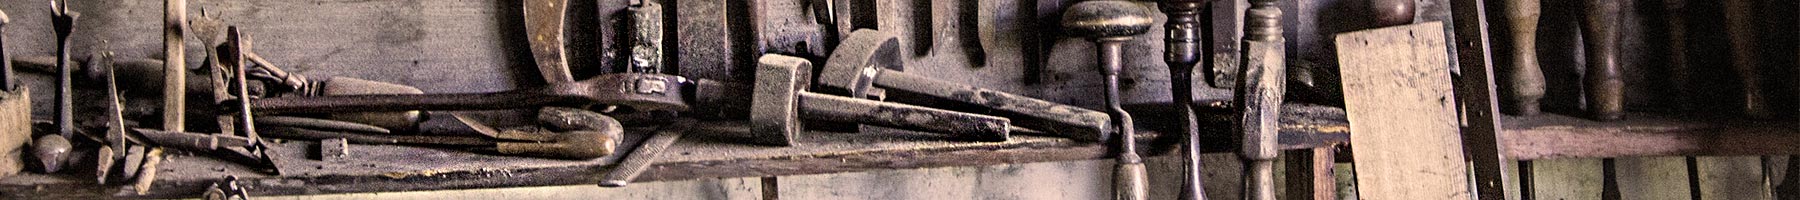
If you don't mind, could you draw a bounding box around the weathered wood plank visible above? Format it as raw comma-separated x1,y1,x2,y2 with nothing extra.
1697,156,1770,200
1614,157,1690,200
1502,113,1800,160
1528,159,1603,200
1336,22,1470,200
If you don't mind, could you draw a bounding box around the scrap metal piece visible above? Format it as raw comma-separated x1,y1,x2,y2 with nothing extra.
599,119,695,187
820,30,1112,142
1063,1,1154,200
525,0,575,84
200,175,247,200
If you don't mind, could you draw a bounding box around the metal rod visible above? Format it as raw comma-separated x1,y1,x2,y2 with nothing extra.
52,0,78,140
1160,1,1210,199
796,92,1010,141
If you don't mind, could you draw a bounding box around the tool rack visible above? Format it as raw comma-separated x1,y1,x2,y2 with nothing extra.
3,0,1790,199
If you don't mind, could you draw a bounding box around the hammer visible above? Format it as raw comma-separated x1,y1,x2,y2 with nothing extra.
818,30,1112,142
743,54,1013,146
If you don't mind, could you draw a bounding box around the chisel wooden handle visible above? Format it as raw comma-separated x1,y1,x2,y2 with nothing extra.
1500,0,1544,115
1724,0,1770,118
1581,0,1623,121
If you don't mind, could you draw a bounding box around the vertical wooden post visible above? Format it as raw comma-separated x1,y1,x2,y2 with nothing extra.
1284,147,1337,200
1448,0,1512,198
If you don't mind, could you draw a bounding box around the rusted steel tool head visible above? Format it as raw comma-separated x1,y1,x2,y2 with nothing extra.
819,30,1111,142
30,135,69,173
748,55,1012,146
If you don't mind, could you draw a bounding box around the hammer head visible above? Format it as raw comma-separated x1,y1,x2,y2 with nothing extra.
818,30,901,98
749,55,815,146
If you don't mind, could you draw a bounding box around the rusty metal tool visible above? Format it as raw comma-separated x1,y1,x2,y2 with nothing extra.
99,52,127,183
1238,0,1287,199
1063,1,1153,200
744,55,1011,146
626,0,663,74
250,73,689,114
1582,0,1623,121
1498,0,1544,115
202,26,282,175
1160,0,1210,199
34,0,80,173
256,110,624,159
525,0,575,84
1724,0,1768,118
599,118,695,187
819,30,1111,142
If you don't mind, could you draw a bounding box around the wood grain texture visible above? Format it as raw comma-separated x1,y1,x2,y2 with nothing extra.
1697,156,1771,200
1336,22,1469,200
1614,157,1691,200
1528,159,1603,200
1502,113,1800,160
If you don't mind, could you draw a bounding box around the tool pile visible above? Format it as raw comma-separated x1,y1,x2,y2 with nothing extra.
0,0,1302,198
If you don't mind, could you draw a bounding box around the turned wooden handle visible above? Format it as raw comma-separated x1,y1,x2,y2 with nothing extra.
1500,0,1544,115
1582,0,1624,121
1724,0,1770,118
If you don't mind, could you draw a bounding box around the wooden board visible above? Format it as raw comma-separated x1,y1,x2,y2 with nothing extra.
1614,157,1691,200
1527,159,1604,200
1697,156,1771,200
1335,22,1471,200
1501,113,1800,160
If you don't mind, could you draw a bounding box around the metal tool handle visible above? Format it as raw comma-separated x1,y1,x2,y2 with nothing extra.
600,119,695,187
797,92,1010,141
250,91,571,113
871,70,1110,141
1723,0,1768,118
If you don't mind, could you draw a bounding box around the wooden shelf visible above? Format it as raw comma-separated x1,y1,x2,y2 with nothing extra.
0,104,1347,199
1501,112,1800,160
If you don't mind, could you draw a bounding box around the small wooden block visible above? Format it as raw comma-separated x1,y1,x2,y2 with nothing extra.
0,89,26,178
1335,22,1472,200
